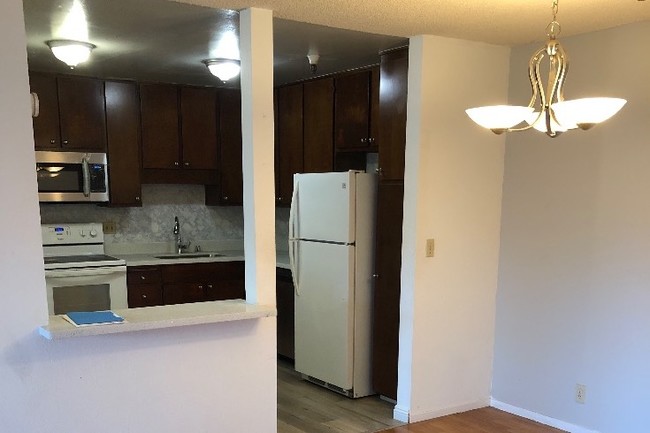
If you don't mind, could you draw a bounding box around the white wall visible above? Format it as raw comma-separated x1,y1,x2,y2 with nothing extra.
395,35,509,422
0,3,277,432
493,21,650,433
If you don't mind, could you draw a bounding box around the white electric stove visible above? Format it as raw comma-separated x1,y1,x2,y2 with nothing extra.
42,223,128,315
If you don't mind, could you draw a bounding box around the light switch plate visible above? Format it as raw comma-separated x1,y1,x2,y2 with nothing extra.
426,239,434,257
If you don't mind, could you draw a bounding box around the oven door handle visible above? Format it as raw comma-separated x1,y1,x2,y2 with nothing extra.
45,266,126,278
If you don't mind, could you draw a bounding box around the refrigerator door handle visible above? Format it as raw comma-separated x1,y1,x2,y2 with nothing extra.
289,180,299,240
290,240,300,296
289,180,300,295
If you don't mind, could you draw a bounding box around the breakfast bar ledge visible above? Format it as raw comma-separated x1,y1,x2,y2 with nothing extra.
39,300,277,340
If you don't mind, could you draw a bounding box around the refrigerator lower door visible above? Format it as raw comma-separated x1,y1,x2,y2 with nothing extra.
294,240,355,391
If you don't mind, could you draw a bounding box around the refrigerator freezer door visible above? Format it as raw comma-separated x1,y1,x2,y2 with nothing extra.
294,240,355,390
292,171,355,244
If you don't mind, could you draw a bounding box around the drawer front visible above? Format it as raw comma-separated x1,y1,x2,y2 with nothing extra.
162,261,244,283
127,266,162,285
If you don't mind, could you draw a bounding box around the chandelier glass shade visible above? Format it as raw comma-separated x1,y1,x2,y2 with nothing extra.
202,58,241,82
46,40,95,68
465,0,626,138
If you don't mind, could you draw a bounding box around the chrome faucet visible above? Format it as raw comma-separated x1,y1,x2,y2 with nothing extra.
173,216,191,254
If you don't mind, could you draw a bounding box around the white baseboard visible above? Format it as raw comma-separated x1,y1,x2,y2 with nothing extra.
490,398,600,433
394,398,490,423
393,405,409,423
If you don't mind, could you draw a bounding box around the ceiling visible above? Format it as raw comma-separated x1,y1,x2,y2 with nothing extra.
22,0,650,87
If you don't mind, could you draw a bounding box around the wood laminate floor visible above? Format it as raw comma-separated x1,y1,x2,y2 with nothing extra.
376,407,566,433
277,359,566,433
277,358,404,433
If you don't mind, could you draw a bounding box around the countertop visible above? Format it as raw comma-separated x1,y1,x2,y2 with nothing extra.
114,249,291,270
39,300,276,340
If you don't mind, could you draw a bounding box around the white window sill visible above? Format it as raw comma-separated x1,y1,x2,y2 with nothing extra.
38,300,276,340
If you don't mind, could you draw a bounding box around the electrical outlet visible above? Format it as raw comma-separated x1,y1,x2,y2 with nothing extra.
103,221,117,234
575,383,586,404
425,239,435,257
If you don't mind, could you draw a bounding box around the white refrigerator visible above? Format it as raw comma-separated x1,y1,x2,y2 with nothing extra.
289,170,377,398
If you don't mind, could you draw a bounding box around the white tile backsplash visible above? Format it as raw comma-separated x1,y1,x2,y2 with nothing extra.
39,184,291,251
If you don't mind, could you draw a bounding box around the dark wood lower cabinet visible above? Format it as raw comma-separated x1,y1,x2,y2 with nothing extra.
372,181,404,400
276,268,295,359
127,261,245,308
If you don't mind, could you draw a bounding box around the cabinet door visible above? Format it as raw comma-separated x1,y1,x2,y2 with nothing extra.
180,86,218,170
128,284,163,308
378,48,408,181
219,88,243,204
334,71,371,150
276,84,304,206
140,83,180,169
205,280,245,301
57,76,107,151
105,81,142,206
303,78,334,173
29,72,61,150
276,268,295,359
372,181,404,400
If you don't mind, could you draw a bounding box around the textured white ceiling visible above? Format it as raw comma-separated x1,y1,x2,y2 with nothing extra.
179,0,650,46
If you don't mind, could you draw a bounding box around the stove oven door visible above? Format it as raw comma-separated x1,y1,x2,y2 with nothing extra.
44,266,128,315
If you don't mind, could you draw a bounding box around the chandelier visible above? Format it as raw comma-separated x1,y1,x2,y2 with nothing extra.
465,0,626,138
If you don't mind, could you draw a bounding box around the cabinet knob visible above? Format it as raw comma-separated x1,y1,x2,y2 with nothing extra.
276,197,282,202
62,140,69,145
140,275,146,280
223,196,228,201
142,294,147,299
198,285,204,289
361,138,367,143
50,139,56,144
376,167,384,176
184,162,190,167
208,284,213,289
174,161,180,167
368,137,375,143
135,196,140,202
372,274,379,279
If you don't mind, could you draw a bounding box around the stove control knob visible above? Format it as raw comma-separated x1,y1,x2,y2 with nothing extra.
79,230,86,237
89,229,98,238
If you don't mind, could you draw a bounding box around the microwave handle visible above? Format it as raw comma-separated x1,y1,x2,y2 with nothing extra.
81,156,91,197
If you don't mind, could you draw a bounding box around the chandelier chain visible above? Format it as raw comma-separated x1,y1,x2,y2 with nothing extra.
546,0,561,39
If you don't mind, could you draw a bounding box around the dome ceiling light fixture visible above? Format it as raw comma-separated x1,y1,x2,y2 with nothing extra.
465,0,626,138
202,58,241,82
46,39,96,68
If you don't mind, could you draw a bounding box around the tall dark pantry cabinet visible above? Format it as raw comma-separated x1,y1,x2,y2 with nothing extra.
372,46,408,401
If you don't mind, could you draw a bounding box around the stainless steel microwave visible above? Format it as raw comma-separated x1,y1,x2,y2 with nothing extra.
36,151,109,202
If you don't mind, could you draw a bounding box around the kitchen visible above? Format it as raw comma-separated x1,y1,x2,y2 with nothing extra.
7,0,646,432
25,0,407,431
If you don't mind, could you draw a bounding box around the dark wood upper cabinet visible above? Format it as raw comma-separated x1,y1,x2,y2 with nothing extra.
218,88,242,204
57,76,107,151
372,181,405,400
303,78,334,173
105,80,142,207
378,48,408,181
180,86,218,170
276,83,304,206
140,83,180,170
334,68,378,152
29,73,60,150
29,73,106,151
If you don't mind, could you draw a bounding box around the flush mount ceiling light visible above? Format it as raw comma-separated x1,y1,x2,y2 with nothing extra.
202,58,241,82
466,0,626,138
46,39,96,68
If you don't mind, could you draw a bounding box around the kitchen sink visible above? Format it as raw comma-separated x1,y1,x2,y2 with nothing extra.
154,252,223,259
